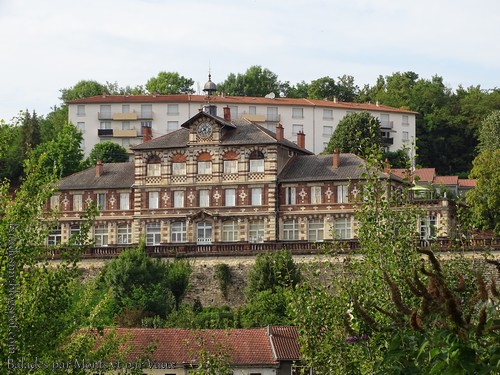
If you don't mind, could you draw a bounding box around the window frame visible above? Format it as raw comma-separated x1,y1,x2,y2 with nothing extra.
117,223,132,244
146,222,161,246
171,221,187,243
173,191,185,208
222,220,238,242
282,219,299,241
148,191,159,209
225,188,236,207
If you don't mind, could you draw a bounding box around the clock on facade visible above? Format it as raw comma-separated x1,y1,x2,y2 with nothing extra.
197,122,212,138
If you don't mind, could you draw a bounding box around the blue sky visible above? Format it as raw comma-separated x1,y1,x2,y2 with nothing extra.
1,0,499,122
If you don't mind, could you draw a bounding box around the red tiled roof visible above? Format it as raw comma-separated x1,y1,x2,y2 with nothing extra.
269,326,300,361
66,94,417,114
390,168,411,180
458,179,476,187
433,175,459,185
112,327,280,366
413,168,436,183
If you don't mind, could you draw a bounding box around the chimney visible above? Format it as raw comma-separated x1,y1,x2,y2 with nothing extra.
333,149,340,168
96,160,103,177
142,123,152,142
223,106,231,122
296,130,305,148
333,96,338,103
276,123,284,140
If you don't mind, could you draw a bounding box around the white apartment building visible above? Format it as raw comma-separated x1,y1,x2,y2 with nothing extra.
67,93,416,157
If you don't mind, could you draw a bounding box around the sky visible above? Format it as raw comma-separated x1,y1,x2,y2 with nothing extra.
1,0,499,122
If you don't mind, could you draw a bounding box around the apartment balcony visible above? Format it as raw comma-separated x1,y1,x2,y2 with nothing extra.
112,112,138,120
380,121,394,129
113,129,138,137
98,112,113,120
382,137,394,145
97,129,113,137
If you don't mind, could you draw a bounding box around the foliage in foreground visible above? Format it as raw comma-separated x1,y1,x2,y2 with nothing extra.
289,154,500,374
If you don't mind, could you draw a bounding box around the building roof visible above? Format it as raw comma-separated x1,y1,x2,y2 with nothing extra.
433,175,459,185
132,112,312,154
458,179,476,188
67,94,418,114
278,153,389,182
110,326,300,366
58,162,134,190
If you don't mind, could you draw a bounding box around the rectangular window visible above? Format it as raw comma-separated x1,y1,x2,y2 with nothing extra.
172,162,186,175
199,190,210,207
120,193,130,210
97,193,107,210
100,121,111,129
173,191,185,208
77,105,85,116
292,107,304,119
228,105,238,118
69,225,81,245
198,161,212,175
249,220,264,243
420,215,437,240
167,104,179,115
146,222,161,246
380,113,390,128
224,160,238,174
73,194,83,211
47,226,62,246
292,124,304,135
402,115,409,126
267,107,279,121
283,220,299,240
49,195,60,209
337,185,349,203
149,191,159,209
147,163,161,176
122,121,130,130
311,186,322,204
251,188,262,206
308,219,324,242
334,217,351,239
285,187,296,205
402,131,409,142
171,221,187,243
323,126,333,138
249,106,257,115
225,189,236,207
121,138,130,148
122,104,130,113
323,109,333,120
117,224,131,244
167,121,178,133
249,159,264,173
100,105,111,118
141,104,152,118
94,225,108,246
222,221,238,242
77,122,85,134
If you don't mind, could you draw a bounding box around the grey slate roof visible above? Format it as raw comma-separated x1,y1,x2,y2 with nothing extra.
132,112,312,154
278,154,389,182
58,162,134,190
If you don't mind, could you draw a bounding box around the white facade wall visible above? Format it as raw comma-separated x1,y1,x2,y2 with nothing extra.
69,98,416,158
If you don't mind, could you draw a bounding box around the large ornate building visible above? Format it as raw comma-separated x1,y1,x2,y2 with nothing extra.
48,102,454,252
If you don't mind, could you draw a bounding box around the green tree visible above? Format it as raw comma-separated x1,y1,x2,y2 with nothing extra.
308,76,338,100
20,109,41,158
32,122,84,177
289,155,499,374
39,105,69,143
60,80,108,102
165,259,192,310
0,120,23,182
383,149,410,169
466,149,500,235
324,112,382,157
0,154,120,373
85,141,129,166
238,287,292,328
102,245,175,320
218,65,284,97
336,74,359,102
245,249,301,299
145,71,194,94
283,80,310,98
477,110,500,152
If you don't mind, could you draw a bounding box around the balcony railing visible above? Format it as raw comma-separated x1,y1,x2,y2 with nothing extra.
97,129,113,137
44,237,500,260
382,137,394,145
380,121,394,129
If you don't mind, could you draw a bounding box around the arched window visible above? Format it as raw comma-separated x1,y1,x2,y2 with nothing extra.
197,152,212,175
223,151,238,174
172,154,186,176
249,150,264,173
146,155,161,176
